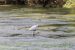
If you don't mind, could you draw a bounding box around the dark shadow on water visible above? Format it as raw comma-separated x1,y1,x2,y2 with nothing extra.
48,34,75,39
39,24,75,27
4,34,22,37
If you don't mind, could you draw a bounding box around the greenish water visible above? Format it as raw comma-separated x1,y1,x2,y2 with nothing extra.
0,5,75,50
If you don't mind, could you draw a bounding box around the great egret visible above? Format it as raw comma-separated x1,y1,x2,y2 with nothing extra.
29,24,39,36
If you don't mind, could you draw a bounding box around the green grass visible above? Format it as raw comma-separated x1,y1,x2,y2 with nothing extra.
64,0,75,8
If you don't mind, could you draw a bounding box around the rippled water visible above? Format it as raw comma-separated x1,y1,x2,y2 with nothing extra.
0,5,75,50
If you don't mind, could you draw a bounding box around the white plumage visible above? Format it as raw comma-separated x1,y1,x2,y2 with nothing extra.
29,24,38,31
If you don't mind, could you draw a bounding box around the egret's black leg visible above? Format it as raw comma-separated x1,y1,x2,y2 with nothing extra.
33,30,36,37
33,33,35,37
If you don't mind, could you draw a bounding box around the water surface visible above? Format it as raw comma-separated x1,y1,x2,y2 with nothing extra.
0,5,75,50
